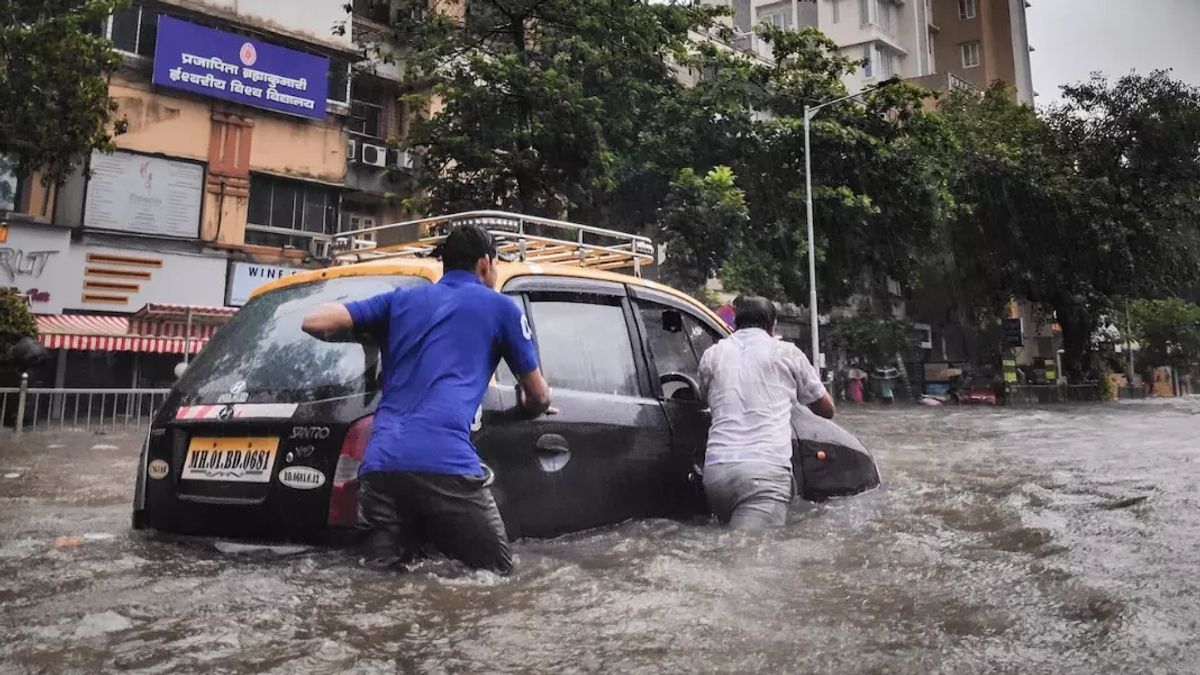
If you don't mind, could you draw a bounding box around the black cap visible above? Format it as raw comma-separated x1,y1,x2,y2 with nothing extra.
434,224,498,271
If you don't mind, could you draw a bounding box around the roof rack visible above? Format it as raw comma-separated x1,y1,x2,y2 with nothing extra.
327,210,656,277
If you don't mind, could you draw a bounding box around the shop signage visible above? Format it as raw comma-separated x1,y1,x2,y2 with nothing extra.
152,15,329,120
227,262,302,307
0,223,71,314
83,150,204,238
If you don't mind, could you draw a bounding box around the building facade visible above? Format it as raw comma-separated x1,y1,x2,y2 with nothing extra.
722,0,1033,103
0,0,414,388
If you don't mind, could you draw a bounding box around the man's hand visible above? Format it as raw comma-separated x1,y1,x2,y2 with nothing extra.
302,304,355,341
514,369,554,418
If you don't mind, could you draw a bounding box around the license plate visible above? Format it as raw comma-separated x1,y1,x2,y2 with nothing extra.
181,437,278,483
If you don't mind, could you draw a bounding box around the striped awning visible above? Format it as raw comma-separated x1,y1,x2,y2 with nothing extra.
37,314,216,354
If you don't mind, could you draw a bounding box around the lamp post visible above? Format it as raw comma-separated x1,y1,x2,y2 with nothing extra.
802,77,901,370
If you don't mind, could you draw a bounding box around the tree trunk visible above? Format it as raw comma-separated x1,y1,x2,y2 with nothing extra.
1056,305,1095,382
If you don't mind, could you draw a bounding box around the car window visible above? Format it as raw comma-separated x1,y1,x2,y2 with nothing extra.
175,275,429,404
528,296,639,396
686,314,720,358
638,302,700,379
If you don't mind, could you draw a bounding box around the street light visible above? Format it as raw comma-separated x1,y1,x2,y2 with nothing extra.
802,77,902,370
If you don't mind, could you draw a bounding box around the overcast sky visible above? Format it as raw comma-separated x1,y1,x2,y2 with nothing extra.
1027,0,1200,107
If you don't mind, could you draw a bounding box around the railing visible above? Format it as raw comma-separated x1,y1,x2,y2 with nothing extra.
328,210,656,277
0,376,170,433
1006,384,1102,405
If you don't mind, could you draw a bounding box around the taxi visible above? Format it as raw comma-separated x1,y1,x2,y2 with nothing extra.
132,212,879,542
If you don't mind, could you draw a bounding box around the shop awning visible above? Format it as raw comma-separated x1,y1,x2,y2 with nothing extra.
37,304,236,354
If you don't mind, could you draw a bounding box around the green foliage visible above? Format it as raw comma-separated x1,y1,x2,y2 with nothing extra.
0,0,128,186
1124,298,1200,367
825,314,916,367
0,289,36,355
655,166,748,293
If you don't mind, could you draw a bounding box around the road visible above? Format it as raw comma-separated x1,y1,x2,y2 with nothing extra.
2,398,1199,673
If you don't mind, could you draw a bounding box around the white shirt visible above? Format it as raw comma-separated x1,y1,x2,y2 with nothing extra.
698,328,827,467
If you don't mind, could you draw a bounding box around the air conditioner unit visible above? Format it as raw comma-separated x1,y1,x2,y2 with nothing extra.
346,139,357,160
392,149,415,170
360,142,387,167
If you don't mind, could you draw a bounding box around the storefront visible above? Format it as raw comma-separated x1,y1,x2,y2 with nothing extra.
35,304,235,389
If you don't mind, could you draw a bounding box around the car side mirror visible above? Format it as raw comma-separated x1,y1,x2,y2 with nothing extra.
661,309,683,334
660,372,702,402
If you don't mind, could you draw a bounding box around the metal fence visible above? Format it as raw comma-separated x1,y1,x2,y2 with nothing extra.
0,376,170,433
1006,384,1103,405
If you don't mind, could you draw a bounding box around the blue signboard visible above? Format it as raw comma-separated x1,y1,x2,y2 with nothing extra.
152,15,329,120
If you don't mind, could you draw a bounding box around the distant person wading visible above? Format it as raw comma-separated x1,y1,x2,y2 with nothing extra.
301,225,554,573
699,296,836,530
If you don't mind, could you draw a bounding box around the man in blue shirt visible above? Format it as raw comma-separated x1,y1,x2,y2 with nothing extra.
302,225,552,574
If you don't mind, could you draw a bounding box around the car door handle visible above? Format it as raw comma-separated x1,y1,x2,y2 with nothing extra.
536,434,570,454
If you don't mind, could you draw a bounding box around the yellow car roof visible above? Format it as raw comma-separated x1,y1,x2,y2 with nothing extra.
249,258,730,331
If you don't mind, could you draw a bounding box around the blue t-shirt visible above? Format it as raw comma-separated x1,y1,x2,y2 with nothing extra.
344,270,540,476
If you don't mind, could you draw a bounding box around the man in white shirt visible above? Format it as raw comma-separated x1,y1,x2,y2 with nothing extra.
698,296,835,530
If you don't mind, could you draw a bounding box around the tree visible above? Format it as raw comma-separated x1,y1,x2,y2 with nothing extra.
0,0,128,189
825,314,916,369
936,73,1200,379
395,0,725,220
1125,298,1200,368
654,166,748,294
0,288,36,357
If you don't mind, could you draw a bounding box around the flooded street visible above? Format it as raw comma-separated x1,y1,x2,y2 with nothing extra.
2,399,1199,674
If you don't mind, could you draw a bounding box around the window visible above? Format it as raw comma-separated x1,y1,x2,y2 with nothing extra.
961,40,981,68
0,154,19,212
352,0,392,24
349,79,386,139
637,301,722,398
861,44,874,79
831,0,841,23
176,276,429,404
877,47,895,78
107,1,159,57
328,57,352,105
860,0,893,32
959,0,977,19
759,11,789,29
246,174,341,248
528,297,639,396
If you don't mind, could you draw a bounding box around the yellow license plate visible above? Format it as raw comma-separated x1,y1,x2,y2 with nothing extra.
181,437,279,483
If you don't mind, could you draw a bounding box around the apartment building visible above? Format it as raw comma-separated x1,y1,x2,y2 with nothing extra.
725,0,1032,103
911,0,1034,103
0,0,414,388
727,0,937,90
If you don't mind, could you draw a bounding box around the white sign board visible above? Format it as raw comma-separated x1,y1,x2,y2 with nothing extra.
0,223,72,314
227,262,302,306
28,241,227,314
84,150,204,238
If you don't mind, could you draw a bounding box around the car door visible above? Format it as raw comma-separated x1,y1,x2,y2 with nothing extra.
628,287,724,517
474,276,676,539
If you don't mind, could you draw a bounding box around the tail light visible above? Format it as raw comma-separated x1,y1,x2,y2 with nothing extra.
327,415,373,527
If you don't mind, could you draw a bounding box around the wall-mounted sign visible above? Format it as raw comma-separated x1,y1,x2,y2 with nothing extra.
83,150,204,238
227,262,302,306
152,15,329,120
26,242,226,314
0,223,71,314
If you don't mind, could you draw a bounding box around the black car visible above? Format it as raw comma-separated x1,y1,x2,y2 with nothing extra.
133,231,879,543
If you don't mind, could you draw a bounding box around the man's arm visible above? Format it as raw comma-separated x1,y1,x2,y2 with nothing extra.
808,393,836,419
790,345,835,419
499,297,555,417
516,368,554,417
301,304,355,341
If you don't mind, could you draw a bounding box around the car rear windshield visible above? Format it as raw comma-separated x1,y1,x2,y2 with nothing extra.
176,275,429,404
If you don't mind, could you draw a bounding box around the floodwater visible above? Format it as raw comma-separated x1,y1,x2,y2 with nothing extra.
2,399,1199,674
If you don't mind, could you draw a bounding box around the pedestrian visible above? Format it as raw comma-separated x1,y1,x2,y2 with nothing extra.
301,225,554,574
698,296,836,531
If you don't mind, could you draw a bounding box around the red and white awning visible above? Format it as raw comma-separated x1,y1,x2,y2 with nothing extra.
37,305,234,354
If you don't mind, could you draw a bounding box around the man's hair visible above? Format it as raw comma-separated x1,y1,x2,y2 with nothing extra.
434,224,498,271
734,296,777,331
